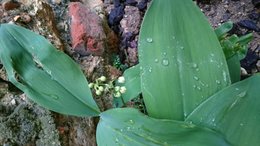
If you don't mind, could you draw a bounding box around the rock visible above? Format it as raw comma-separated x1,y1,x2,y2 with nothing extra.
125,0,137,6
108,5,124,28
252,0,260,8
248,12,260,20
240,49,259,71
28,0,65,51
81,0,103,9
2,0,20,11
0,5,3,18
69,2,106,56
136,0,148,11
13,13,31,23
120,6,141,35
237,19,260,32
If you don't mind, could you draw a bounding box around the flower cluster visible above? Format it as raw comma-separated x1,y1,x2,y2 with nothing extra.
88,76,126,98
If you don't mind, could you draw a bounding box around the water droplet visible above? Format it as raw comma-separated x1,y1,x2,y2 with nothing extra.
210,59,214,63
235,88,239,91
51,95,59,100
162,59,169,66
146,38,153,43
216,80,221,84
154,59,159,63
237,91,246,98
148,67,152,73
140,66,143,70
197,86,201,91
129,119,135,124
240,123,244,126
120,129,123,132
163,52,167,56
193,85,197,88
193,76,199,81
210,53,215,57
180,46,184,50
192,63,198,68
172,36,175,39
205,84,209,87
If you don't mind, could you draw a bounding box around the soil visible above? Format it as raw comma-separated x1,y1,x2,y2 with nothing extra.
0,0,259,146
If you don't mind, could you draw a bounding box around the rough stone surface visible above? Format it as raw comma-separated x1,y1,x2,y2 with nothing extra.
0,94,60,146
69,2,106,56
2,0,20,11
120,6,141,35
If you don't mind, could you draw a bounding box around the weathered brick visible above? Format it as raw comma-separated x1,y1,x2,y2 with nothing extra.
69,2,106,56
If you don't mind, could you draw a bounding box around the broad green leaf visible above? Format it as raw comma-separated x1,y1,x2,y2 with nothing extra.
97,108,231,146
215,21,233,38
226,55,241,83
138,0,231,120
0,24,100,116
114,65,141,107
186,74,260,146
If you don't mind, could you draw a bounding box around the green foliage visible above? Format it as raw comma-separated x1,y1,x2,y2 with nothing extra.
0,0,258,145
113,65,141,107
97,108,231,146
138,0,230,120
0,24,100,117
112,54,128,71
215,21,253,83
186,74,260,146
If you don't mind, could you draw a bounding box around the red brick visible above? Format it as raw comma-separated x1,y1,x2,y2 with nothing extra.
69,2,106,56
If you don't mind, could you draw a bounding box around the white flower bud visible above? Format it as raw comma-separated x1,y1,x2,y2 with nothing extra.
114,86,120,92
114,92,121,98
98,86,104,92
99,76,106,82
88,83,94,88
120,86,126,94
95,90,102,96
118,76,125,83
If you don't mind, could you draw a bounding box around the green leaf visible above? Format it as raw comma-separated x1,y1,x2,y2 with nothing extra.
97,108,231,146
0,24,100,116
114,65,141,107
186,74,260,146
226,54,241,83
138,0,231,120
215,21,233,38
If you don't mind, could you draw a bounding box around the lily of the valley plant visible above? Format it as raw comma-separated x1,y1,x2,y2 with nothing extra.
0,0,258,145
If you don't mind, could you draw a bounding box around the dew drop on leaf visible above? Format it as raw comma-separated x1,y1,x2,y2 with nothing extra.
129,119,135,124
192,63,198,68
51,95,59,100
237,91,247,98
193,76,199,81
148,67,152,73
163,52,167,56
216,80,221,84
146,38,153,43
154,59,159,63
162,59,169,66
